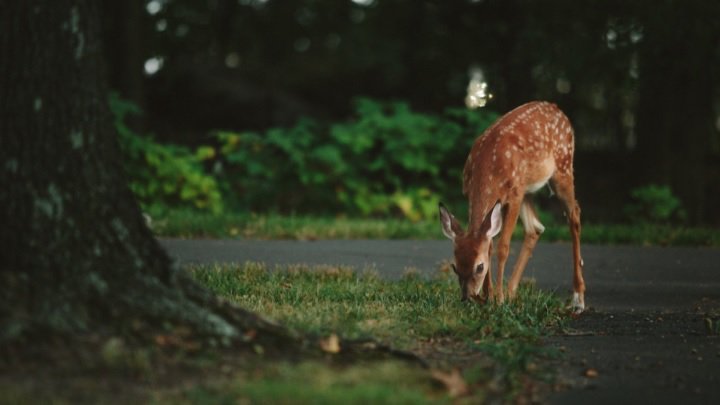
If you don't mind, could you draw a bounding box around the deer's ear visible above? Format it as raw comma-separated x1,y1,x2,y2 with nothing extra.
439,203,463,241
486,203,503,239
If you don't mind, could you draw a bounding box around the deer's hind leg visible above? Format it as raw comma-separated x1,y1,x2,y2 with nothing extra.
551,172,585,313
507,198,544,299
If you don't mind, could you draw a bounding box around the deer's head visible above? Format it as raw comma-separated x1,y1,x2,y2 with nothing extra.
439,202,503,302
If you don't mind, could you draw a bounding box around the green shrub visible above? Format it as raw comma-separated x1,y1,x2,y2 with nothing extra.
110,94,223,214
623,184,684,224
214,98,497,220
214,118,338,214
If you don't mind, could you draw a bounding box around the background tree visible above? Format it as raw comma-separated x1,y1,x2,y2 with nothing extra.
633,1,719,224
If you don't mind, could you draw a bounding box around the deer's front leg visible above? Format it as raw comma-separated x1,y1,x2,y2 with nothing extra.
481,242,493,302
493,197,522,303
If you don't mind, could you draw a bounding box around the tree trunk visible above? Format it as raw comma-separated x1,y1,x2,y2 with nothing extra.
634,1,718,224
0,0,291,346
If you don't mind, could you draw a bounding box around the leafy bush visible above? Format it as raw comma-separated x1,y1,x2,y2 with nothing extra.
110,94,223,214
623,184,684,224
214,98,498,220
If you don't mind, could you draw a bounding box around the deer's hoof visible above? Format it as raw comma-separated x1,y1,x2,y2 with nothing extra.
569,292,585,314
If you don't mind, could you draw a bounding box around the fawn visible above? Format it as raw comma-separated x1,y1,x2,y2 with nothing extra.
439,101,585,313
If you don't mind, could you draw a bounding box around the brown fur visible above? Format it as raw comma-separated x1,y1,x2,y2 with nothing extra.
440,101,586,310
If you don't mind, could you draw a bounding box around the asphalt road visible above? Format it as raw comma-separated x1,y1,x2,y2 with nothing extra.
161,238,720,404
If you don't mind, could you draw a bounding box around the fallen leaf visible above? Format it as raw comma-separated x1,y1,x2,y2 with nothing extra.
431,368,469,398
155,334,174,346
319,334,341,354
584,368,599,378
243,329,257,342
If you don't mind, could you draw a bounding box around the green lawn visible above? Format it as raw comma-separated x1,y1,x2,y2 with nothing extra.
162,263,567,403
149,209,720,246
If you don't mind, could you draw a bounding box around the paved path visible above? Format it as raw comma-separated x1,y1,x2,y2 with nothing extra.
161,239,720,403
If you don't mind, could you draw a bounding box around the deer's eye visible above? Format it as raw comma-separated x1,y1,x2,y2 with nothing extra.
475,263,484,274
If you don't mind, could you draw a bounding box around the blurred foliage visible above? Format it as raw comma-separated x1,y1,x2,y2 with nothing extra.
213,98,498,220
148,208,720,246
110,93,223,213
103,0,720,225
623,184,684,224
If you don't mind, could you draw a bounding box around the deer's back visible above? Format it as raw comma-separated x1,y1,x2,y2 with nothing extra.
462,101,575,198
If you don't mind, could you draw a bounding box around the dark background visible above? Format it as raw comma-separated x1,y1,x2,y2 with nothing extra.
100,0,720,225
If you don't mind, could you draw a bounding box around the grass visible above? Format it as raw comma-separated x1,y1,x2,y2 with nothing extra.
171,361,435,405
191,263,563,346
148,210,437,240
1,263,566,403
171,263,567,403
149,209,720,246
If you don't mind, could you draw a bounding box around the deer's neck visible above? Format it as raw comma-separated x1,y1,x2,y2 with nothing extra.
468,187,506,236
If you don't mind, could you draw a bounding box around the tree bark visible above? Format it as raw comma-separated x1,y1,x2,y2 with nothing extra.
0,0,290,346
